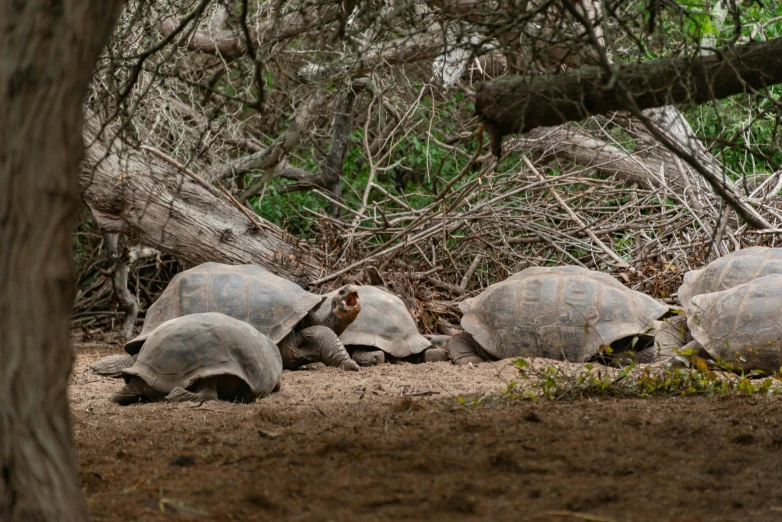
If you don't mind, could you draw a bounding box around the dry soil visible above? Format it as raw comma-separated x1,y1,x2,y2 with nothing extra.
70,340,782,522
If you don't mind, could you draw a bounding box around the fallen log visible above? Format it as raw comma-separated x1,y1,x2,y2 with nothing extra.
475,36,782,137
79,116,322,283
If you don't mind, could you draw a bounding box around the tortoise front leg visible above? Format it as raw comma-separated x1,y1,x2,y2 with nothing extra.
111,376,157,405
111,385,144,405
421,347,449,362
165,382,219,403
419,336,450,363
281,326,359,371
351,348,385,366
447,332,486,365
91,353,137,377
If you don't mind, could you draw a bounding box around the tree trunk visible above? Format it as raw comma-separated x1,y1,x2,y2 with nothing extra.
476,36,782,136
324,89,358,216
0,2,123,521
80,117,322,283
103,232,141,341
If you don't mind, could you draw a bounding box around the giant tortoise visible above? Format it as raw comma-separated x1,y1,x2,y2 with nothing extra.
678,247,782,306
92,262,361,375
112,312,283,405
683,274,782,375
324,285,448,365
448,266,676,365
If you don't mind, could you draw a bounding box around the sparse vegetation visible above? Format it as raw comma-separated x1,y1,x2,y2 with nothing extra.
501,358,782,402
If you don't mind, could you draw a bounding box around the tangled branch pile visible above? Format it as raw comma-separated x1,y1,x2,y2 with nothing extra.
74,0,782,335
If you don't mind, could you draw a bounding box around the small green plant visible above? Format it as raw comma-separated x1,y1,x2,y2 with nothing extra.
455,394,489,408
501,357,782,401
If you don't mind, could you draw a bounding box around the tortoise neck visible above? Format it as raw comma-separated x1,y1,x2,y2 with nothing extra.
305,298,337,330
305,297,355,336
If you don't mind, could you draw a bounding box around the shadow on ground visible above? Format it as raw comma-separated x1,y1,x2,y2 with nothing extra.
71,341,782,521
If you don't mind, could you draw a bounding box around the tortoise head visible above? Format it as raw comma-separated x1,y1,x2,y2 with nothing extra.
331,284,361,327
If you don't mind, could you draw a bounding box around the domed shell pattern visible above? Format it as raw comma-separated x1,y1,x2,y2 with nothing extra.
326,285,430,358
123,312,283,401
678,247,782,307
687,274,782,375
125,262,323,354
459,266,669,362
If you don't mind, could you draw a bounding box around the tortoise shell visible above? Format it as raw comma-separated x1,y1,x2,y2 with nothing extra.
325,285,429,358
459,266,669,362
122,312,282,401
125,262,322,354
687,274,782,375
678,247,782,307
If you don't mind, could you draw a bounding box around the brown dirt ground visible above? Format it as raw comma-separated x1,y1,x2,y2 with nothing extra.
71,340,782,522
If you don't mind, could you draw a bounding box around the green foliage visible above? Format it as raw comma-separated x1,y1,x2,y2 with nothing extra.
626,2,782,63
455,395,489,409
250,181,329,235
632,2,782,183
227,4,782,257
689,89,782,183
502,357,782,401
248,95,478,238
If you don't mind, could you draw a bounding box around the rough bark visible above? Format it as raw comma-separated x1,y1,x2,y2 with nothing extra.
475,36,782,136
481,18,777,228
103,232,138,340
102,234,159,340
325,90,357,202
168,7,445,81
234,84,363,204
80,117,322,282
533,0,729,237
625,110,717,196
277,165,337,192
258,88,359,202
524,125,670,187
616,111,732,253
327,31,446,79
0,2,123,521
638,0,736,257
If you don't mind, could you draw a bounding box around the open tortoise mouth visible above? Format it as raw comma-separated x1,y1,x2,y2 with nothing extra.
341,291,359,308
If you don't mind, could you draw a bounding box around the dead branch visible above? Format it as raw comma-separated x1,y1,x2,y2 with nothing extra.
475,36,782,137
80,115,321,282
158,5,342,59
213,91,328,184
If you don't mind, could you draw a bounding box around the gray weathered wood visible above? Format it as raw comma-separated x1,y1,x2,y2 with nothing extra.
80,117,322,283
